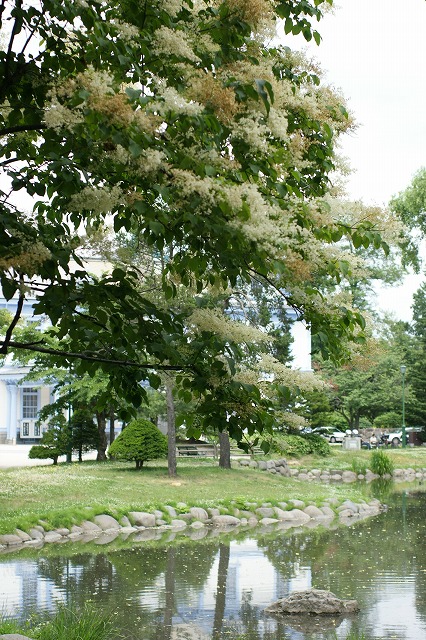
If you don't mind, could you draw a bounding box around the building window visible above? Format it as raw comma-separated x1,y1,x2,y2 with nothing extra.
22,387,39,419
22,422,30,436
34,423,41,437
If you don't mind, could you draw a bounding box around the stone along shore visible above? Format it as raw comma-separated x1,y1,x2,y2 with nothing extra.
0,495,382,552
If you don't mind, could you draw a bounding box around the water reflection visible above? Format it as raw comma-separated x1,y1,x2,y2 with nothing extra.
1,489,426,639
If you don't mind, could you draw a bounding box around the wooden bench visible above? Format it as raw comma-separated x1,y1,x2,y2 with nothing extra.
176,443,218,458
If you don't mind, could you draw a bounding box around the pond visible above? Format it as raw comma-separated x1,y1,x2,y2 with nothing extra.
1,485,426,640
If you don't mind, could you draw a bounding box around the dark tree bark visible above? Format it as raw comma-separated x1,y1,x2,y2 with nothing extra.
219,430,231,469
96,410,108,460
166,380,177,477
212,543,230,639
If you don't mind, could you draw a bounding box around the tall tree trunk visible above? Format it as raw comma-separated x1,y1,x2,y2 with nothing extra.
109,405,115,444
166,380,177,477
212,543,230,639
96,410,108,460
219,430,231,469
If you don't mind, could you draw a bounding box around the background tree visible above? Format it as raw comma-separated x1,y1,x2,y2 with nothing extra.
28,415,69,465
108,418,168,469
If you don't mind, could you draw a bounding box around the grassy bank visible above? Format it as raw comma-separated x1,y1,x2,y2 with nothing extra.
1,448,425,536
0,457,370,535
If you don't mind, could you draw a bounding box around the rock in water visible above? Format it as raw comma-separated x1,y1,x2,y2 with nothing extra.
265,589,359,615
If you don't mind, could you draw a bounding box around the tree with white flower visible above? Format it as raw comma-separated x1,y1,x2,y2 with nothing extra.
0,0,395,443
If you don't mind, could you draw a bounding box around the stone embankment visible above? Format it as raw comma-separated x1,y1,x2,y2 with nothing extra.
237,458,426,482
0,497,382,552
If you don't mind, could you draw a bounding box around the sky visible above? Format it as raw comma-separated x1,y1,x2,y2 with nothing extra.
290,0,426,321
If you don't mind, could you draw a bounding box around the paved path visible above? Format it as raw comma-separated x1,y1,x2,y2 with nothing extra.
0,444,97,469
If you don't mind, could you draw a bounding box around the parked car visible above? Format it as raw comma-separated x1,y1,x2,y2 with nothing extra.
310,427,346,443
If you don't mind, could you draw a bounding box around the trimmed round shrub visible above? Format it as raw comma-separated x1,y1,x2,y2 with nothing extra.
108,419,167,469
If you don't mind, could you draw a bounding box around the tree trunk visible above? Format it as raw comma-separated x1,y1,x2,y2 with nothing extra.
219,430,231,469
166,380,177,478
96,411,108,460
109,406,116,445
212,543,230,639
78,445,82,463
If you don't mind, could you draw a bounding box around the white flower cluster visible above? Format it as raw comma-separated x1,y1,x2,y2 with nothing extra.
137,149,167,175
188,308,271,345
0,238,51,275
152,26,200,63
69,185,123,215
171,168,217,202
44,96,84,129
151,85,204,117
259,354,325,392
157,0,184,17
113,20,140,43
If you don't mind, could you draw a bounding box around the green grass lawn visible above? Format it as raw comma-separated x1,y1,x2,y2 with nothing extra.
1,448,425,536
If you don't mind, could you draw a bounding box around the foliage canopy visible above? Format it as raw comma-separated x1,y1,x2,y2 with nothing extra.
0,0,392,440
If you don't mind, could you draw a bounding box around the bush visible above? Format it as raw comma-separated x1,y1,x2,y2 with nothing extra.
108,418,167,469
270,433,330,457
370,450,394,476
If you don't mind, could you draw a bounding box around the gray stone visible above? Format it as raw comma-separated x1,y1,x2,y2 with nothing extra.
265,589,359,615
189,507,209,521
54,528,70,536
80,520,102,532
164,505,177,517
93,515,121,530
212,515,241,526
340,500,359,513
44,531,63,543
29,528,44,540
320,506,335,518
259,518,279,526
303,505,324,518
70,525,84,535
289,499,305,508
176,502,187,509
278,466,290,476
0,534,23,546
330,474,343,481
15,529,32,542
239,459,250,466
342,471,358,483
207,508,221,517
290,509,311,524
274,507,289,519
257,461,268,470
266,460,276,469
268,468,277,474
338,509,354,519
156,519,167,526
290,469,299,476
170,519,187,529
277,502,288,510
190,521,205,529
249,460,258,468
256,507,275,518
128,512,156,527
298,473,309,480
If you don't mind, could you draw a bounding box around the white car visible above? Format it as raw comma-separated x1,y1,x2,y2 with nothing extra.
310,427,346,443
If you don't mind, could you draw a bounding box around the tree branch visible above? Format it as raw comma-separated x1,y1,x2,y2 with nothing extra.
0,123,47,136
0,289,25,354
0,339,185,370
